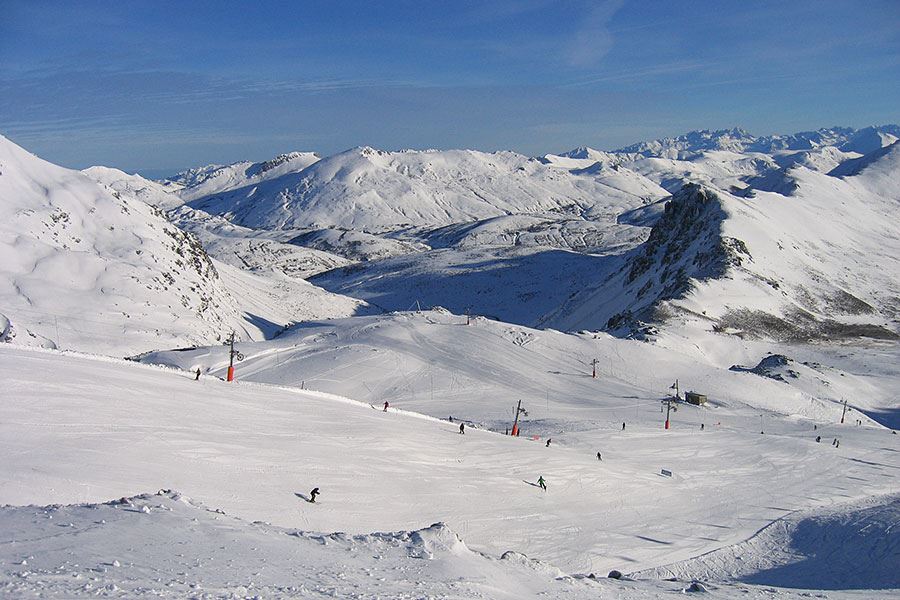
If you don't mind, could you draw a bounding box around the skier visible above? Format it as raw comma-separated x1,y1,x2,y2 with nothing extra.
194,368,201,381
832,438,837,446
546,438,552,447
836,439,840,448
459,422,465,434
700,423,705,431
622,422,626,431
816,435,821,443
383,401,389,412
596,452,602,461
309,487,320,503
537,476,546,491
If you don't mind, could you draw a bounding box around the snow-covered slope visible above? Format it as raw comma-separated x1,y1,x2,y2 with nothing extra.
139,310,898,428
0,137,365,355
167,206,356,278
0,135,242,354
636,493,900,591
3,337,898,595
7,490,895,599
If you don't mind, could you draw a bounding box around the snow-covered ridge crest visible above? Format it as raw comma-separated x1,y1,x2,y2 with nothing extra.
180,145,665,232
167,150,320,202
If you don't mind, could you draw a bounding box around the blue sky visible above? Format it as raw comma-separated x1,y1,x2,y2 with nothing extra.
1,0,898,176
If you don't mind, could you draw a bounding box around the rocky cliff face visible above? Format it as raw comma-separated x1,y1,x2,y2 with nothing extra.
605,184,750,331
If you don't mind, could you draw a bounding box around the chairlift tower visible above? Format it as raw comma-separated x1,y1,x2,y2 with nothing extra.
225,331,244,382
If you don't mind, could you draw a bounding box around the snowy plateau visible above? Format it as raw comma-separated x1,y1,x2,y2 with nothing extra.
1,126,899,599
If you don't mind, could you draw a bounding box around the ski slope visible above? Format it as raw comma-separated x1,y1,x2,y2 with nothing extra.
2,344,898,597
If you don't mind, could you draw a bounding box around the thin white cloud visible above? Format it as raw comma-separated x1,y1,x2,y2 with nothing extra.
563,60,711,87
563,0,626,67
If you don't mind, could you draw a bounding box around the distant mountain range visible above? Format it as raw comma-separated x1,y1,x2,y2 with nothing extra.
1,125,897,354
615,125,900,158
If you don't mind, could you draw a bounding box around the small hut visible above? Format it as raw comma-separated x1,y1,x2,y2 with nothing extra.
685,391,707,405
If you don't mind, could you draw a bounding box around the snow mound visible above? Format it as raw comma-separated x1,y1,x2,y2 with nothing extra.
406,522,471,559
637,495,900,591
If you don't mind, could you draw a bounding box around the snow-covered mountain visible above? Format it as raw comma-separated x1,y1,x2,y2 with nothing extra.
614,125,898,159
9,124,898,352
181,146,666,232
0,136,365,355
145,124,899,343
616,125,900,158
544,144,900,340
4,124,900,600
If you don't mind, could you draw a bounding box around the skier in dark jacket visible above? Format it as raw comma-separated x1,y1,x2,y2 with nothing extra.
309,487,320,503
546,438,552,447
597,451,602,461
195,368,201,381
459,422,465,434
383,401,389,412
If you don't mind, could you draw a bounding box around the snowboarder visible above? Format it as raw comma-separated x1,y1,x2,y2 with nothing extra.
383,401,389,412
622,422,626,431
597,452,602,461
309,487,320,503
194,368,201,381
546,438,552,447
459,422,465,434
537,476,546,491
816,435,821,443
